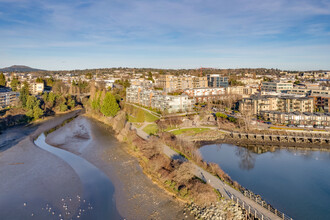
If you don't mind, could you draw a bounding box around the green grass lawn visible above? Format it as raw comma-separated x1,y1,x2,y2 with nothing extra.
145,111,159,122
127,115,139,123
164,126,178,132
143,124,159,135
171,128,210,136
128,106,160,123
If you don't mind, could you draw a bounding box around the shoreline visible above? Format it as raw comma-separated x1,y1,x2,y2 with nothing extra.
0,110,84,219
194,129,330,152
197,138,330,152
81,111,252,219
83,114,190,204
46,113,194,219
0,107,83,134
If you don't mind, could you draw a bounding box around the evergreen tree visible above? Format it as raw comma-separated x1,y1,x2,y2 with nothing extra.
67,97,76,109
42,92,48,103
101,92,120,117
26,96,38,110
48,92,56,107
19,81,30,107
36,77,44,83
33,105,44,119
0,73,6,87
91,91,102,111
10,77,19,91
25,95,44,119
147,72,154,83
59,103,68,112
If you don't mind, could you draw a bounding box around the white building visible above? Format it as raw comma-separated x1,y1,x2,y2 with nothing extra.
184,88,225,97
30,83,44,95
261,81,293,93
126,86,192,113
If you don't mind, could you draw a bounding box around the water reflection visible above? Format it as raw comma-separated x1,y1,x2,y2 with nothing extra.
199,143,330,220
235,147,256,170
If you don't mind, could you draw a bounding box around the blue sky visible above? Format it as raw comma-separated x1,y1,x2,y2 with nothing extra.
0,0,330,70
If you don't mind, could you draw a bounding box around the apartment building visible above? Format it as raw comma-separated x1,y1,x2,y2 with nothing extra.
309,94,330,113
157,75,207,92
130,78,153,88
261,81,293,93
184,88,225,97
0,91,20,109
30,83,44,95
226,86,258,97
126,86,192,113
260,111,330,126
288,86,330,96
239,95,314,115
184,87,225,103
207,74,229,88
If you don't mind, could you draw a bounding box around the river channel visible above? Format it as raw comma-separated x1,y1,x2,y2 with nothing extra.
0,113,190,219
199,144,330,220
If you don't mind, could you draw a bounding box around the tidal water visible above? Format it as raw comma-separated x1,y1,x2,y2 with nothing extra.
35,133,120,219
199,144,330,220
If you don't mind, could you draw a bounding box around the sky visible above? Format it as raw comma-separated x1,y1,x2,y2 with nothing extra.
0,0,330,70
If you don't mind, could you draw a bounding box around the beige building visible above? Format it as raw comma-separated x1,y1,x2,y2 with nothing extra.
239,95,314,115
157,75,208,92
261,81,293,93
226,86,258,97
260,111,330,127
30,83,44,95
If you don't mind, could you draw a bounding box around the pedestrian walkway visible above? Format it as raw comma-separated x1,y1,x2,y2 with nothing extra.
132,123,284,220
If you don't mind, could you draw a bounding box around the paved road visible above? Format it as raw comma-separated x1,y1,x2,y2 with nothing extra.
132,123,282,220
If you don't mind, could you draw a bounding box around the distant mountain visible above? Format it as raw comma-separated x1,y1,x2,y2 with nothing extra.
0,65,45,72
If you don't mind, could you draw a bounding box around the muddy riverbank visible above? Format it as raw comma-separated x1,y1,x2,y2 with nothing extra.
46,116,193,219
0,110,84,219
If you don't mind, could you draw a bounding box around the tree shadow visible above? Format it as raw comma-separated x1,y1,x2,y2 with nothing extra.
0,123,39,153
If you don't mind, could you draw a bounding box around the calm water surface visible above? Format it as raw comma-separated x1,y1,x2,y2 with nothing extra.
35,133,120,219
199,144,330,220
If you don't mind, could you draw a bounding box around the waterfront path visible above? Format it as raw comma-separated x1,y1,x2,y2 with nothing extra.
132,124,283,220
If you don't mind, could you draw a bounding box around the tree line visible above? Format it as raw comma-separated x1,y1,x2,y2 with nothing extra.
89,87,120,117
19,81,77,120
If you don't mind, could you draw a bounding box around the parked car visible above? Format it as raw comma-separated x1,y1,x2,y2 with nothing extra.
297,125,305,128
287,124,296,127
305,125,313,128
314,125,324,129
265,122,272,125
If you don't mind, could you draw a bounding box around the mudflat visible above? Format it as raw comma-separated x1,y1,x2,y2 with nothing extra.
46,116,193,220
0,111,83,219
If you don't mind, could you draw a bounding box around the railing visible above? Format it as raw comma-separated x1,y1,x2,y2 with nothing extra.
236,189,293,220
225,190,271,220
